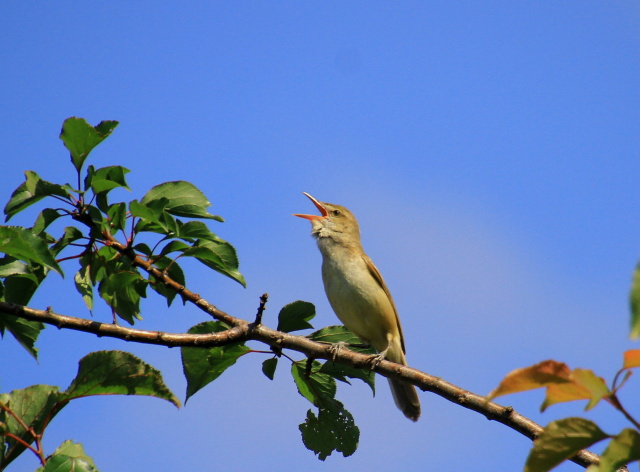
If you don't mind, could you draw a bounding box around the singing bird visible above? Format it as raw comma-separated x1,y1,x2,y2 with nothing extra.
294,192,421,421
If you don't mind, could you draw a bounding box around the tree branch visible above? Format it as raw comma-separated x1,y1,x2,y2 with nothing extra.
0,300,602,469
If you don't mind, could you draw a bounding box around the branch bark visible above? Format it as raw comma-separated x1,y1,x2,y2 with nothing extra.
0,300,602,469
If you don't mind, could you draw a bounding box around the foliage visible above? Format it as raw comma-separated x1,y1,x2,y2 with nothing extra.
487,269,640,471
0,118,378,470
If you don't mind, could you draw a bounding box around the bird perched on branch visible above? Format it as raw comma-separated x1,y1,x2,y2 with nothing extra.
294,192,421,421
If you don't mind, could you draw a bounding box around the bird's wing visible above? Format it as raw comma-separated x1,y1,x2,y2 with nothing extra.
361,254,406,353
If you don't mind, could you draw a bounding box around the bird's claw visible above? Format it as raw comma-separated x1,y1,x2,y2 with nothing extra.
368,353,385,370
328,341,347,361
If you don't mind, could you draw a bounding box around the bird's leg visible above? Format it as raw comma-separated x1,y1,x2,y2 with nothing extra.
369,345,389,369
324,340,372,361
328,341,347,361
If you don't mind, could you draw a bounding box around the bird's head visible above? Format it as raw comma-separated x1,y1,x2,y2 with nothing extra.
294,192,361,244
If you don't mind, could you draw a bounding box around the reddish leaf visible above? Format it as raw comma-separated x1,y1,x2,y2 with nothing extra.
488,360,571,400
541,382,591,412
623,349,640,369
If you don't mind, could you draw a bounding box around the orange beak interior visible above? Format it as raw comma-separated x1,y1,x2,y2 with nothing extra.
293,192,328,221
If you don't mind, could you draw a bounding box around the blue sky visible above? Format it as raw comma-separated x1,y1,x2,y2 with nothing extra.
1,2,639,471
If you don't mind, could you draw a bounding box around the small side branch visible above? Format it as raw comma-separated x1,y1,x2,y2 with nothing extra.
254,293,269,325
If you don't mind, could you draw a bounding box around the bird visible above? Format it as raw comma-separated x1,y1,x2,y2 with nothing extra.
294,192,421,421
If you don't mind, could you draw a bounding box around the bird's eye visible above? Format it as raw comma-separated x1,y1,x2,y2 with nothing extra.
332,209,341,216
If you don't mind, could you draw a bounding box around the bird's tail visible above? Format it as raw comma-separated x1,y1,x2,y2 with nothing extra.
386,348,421,422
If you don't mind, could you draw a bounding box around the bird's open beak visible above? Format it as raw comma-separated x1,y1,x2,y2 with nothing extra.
293,192,328,221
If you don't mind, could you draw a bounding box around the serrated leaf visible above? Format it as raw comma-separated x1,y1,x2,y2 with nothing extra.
37,440,98,472
262,357,278,380
488,360,572,400
0,226,63,276
631,262,640,340
525,418,610,472
59,117,118,173
181,321,250,402
4,171,71,222
63,350,180,408
277,300,315,333
0,385,62,469
299,405,359,461
597,428,640,472
140,181,223,221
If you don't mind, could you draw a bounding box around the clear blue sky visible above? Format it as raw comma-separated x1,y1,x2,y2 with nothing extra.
1,2,639,471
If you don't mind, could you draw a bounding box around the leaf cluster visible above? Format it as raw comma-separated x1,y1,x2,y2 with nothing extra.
487,272,640,472
0,117,381,470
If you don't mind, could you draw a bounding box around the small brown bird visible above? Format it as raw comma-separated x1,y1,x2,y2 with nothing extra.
294,192,421,421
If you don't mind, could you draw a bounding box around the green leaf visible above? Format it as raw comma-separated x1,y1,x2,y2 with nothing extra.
149,256,186,307
181,321,250,403
107,202,127,232
63,350,180,408
74,265,93,311
98,270,147,324
299,405,359,461
140,181,223,221
319,360,376,394
0,312,44,359
157,240,190,258
173,220,224,242
597,428,640,472
4,171,71,222
85,165,130,194
37,440,98,472
262,357,278,380
0,226,62,275
291,360,338,408
307,325,375,354
0,260,47,307
0,256,29,277
277,301,315,333
50,226,85,256
0,385,62,469
630,261,640,339
525,418,610,472
59,117,119,173
32,208,63,235
130,198,177,236
182,240,246,287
